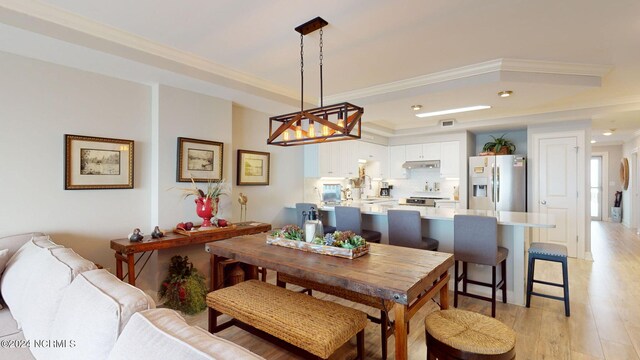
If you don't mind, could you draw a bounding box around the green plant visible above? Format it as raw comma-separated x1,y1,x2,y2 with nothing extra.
159,255,208,315
176,177,228,200
271,225,304,241
482,134,516,154
314,231,366,249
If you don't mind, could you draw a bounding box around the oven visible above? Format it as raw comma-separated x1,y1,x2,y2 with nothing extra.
398,197,438,207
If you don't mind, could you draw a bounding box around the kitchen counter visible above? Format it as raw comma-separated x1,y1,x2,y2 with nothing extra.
286,203,554,228
284,202,555,306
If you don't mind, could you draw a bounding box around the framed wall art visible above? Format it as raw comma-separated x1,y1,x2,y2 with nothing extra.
237,150,270,186
64,134,134,190
177,137,224,182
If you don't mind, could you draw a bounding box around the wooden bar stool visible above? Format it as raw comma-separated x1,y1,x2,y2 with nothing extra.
526,242,570,316
425,309,516,360
334,206,381,243
388,209,439,250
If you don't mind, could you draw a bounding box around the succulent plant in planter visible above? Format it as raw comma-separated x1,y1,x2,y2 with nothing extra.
482,134,516,155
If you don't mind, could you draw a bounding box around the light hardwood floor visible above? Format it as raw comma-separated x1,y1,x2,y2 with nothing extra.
187,221,640,359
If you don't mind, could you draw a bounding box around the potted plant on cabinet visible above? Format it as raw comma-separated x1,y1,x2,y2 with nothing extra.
481,134,516,155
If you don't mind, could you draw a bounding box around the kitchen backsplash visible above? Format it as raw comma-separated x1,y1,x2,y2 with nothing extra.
304,167,459,202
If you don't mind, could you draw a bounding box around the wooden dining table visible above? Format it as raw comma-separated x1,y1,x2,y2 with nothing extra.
205,233,454,360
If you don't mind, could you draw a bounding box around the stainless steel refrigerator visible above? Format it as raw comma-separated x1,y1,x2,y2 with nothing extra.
469,155,526,211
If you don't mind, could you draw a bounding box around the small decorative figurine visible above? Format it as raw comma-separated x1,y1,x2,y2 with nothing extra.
128,228,144,242
151,226,164,239
238,193,248,222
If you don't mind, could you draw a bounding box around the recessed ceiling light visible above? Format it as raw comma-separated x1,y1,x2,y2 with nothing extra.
498,90,513,98
415,105,491,118
603,129,615,136
590,140,596,144
411,105,422,111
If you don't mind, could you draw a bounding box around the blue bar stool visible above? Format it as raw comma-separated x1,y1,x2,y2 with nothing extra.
526,242,570,316
334,206,381,243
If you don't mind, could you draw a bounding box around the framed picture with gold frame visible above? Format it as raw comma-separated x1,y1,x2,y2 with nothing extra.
177,137,224,182
237,150,270,186
64,134,134,190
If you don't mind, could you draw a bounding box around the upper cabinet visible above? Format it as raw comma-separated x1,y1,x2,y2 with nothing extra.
389,145,407,178
304,140,387,178
439,141,460,178
405,143,441,161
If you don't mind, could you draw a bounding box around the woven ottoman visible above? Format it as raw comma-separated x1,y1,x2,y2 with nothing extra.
424,309,516,359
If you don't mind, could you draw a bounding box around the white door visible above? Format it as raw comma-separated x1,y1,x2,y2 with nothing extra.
537,136,578,257
590,156,602,221
388,146,407,178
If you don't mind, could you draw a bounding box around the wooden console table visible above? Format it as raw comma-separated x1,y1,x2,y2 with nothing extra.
110,222,271,286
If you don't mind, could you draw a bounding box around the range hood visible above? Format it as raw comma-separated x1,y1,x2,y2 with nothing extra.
402,160,440,169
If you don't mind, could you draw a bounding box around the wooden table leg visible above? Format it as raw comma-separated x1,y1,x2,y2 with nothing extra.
439,271,449,309
115,251,123,280
394,303,408,360
209,254,222,333
127,253,135,286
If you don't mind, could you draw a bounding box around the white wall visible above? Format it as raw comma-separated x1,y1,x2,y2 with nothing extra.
622,135,640,228
231,105,304,227
0,51,152,283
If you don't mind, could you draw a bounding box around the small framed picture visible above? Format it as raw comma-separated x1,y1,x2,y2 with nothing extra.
237,150,270,186
177,137,224,182
65,134,134,190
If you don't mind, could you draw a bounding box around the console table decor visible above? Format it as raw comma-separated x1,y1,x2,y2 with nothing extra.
110,221,271,286
174,224,238,237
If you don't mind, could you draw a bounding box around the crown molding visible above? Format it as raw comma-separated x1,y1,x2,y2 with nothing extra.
500,58,612,77
0,0,312,104
325,58,612,104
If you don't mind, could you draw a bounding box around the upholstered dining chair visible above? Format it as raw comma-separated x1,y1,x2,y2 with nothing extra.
453,214,507,318
387,209,438,250
334,206,381,243
295,203,336,234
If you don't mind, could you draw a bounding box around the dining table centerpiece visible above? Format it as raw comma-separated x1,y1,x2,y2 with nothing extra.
267,225,370,259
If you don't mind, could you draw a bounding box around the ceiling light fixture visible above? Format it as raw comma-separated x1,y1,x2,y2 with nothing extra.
603,129,615,136
411,105,423,111
498,90,513,98
590,140,596,144
267,17,363,146
415,105,491,118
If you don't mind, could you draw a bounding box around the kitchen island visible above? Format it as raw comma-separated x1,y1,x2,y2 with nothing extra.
284,203,555,306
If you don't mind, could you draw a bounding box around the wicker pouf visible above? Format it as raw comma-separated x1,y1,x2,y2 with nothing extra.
425,309,516,360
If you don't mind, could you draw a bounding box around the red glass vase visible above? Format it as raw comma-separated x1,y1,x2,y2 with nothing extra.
195,197,216,228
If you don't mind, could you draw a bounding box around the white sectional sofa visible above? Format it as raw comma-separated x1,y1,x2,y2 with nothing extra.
0,233,263,360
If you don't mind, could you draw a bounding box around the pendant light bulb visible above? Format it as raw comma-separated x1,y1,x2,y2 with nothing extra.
322,125,329,136
295,126,303,139
308,123,315,138
283,130,290,141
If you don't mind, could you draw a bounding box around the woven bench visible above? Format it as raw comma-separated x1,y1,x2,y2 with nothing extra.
277,272,395,359
207,280,368,360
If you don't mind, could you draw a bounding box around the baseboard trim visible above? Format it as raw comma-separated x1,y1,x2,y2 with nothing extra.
584,252,594,261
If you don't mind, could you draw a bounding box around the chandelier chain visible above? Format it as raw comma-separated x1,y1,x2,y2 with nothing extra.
300,33,304,114
319,28,323,107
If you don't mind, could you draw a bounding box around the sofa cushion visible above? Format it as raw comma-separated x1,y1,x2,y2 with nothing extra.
50,269,155,360
0,236,61,327
0,306,19,338
107,309,265,360
0,331,35,360
0,232,46,260
0,248,7,309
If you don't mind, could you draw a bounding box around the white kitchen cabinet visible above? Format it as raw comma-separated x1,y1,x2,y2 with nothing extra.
405,143,441,161
440,141,460,178
361,142,389,179
388,145,407,178
340,141,359,178
304,141,359,178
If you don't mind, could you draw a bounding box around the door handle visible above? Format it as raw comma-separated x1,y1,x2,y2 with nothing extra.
541,200,547,205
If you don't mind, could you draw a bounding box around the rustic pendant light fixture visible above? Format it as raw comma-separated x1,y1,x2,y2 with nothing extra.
267,17,363,146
